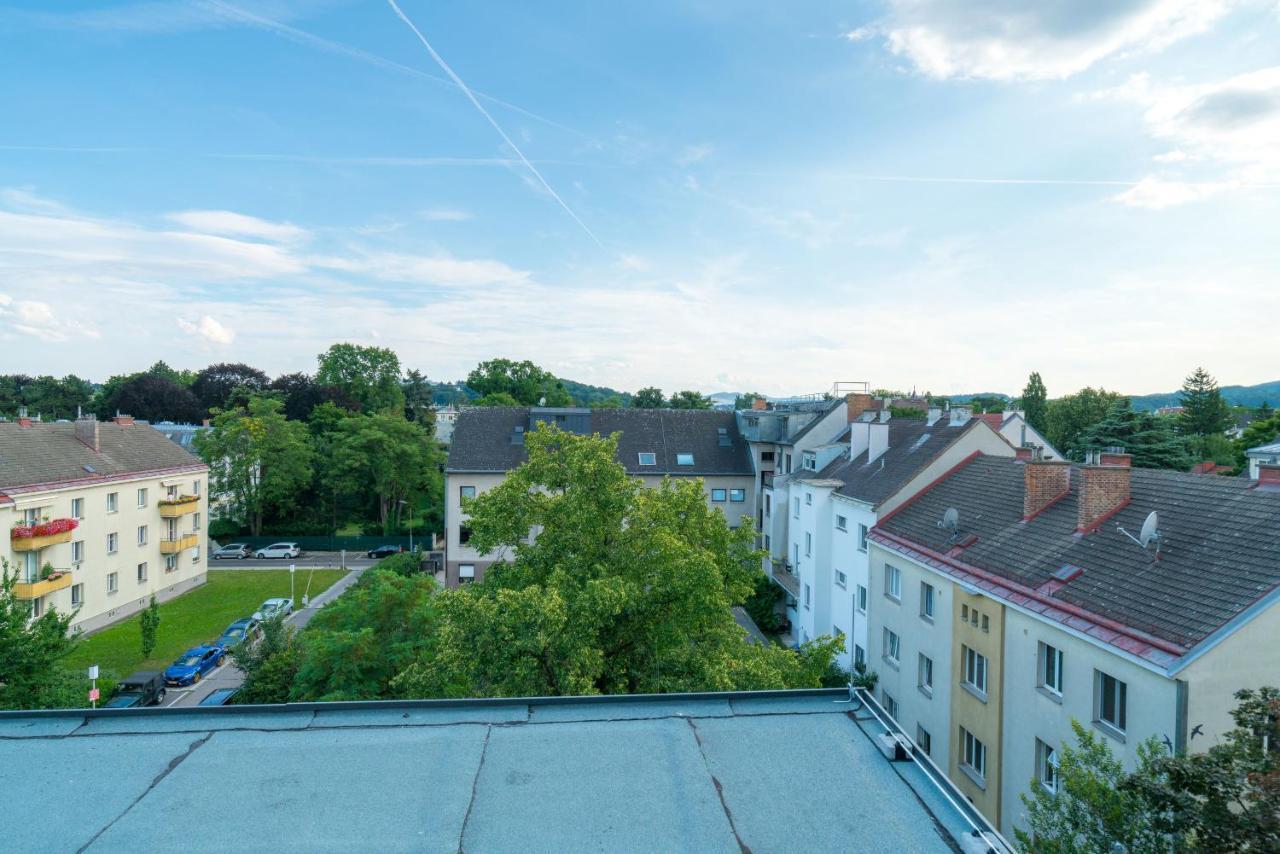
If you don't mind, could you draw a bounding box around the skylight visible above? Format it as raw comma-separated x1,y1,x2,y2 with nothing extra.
676,453,694,466
637,452,656,465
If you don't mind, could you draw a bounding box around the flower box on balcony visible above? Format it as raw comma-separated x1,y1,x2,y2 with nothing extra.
13,570,73,600
158,495,200,518
10,518,78,551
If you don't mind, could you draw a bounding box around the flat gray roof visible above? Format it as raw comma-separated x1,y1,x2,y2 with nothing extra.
0,690,989,852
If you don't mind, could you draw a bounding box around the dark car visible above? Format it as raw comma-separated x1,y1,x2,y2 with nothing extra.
212,543,251,560
216,617,260,652
366,544,404,559
198,688,240,706
164,644,227,687
103,671,166,708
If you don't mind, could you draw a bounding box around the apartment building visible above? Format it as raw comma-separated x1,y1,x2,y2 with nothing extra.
865,452,1280,836
975,410,1061,460
444,407,755,586
1,415,209,634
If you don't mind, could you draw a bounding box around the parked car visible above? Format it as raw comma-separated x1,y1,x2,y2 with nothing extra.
164,645,227,687
103,671,166,708
216,617,260,651
198,688,240,706
254,542,301,559
252,597,294,622
366,544,404,559
213,543,251,560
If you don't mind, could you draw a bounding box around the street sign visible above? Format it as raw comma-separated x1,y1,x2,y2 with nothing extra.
88,688,99,702
289,563,296,573
87,665,99,680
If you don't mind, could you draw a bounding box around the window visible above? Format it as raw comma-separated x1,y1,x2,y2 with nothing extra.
459,564,476,584
107,532,118,554
71,584,83,606
885,564,902,600
193,480,201,496
961,728,987,782
711,488,727,502
729,488,745,503
106,492,118,513
676,453,694,466
803,452,817,471
803,584,811,610
72,540,84,564
854,645,866,668
916,725,932,756
1038,642,1064,696
459,485,476,500
792,543,799,567
107,572,118,594
760,451,775,462
166,485,178,500
883,628,900,664
884,692,899,719
858,523,869,552
804,532,812,556
193,512,201,532
963,647,988,697
856,585,867,614
192,546,200,563
1036,739,1059,793
961,604,969,621
920,582,935,620
981,614,990,633
764,534,771,550
764,494,771,516
637,452,656,466
1095,671,1128,734
71,497,84,519
137,487,148,508
165,555,177,573
785,453,792,473
805,492,812,505
459,526,473,545
793,498,800,519
834,569,847,588
918,653,934,693
137,562,147,583
137,525,147,546
835,514,847,531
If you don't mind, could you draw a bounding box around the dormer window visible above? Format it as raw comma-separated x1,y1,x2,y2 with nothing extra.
637,452,656,466
676,453,694,466
803,451,817,471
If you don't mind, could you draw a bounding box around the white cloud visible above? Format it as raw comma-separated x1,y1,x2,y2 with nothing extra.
1112,176,1233,208
178,315,236,345
1152,149,1189,162
0,293,99,342
168,210,308,242
863,0,1234,81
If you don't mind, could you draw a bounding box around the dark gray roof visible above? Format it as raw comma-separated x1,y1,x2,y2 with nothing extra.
0,421,205,493
447,408,754,476
779,398,844,446
808,420,980,508
879,456,1280,652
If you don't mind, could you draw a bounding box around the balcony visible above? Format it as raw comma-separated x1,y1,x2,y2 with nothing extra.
159,533,199,554
13,570,73,600
158,496,200,518
10,518,78,552
769,560,800,597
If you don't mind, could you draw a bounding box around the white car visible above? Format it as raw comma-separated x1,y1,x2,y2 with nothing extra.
252,598,294,622
254,542,301,559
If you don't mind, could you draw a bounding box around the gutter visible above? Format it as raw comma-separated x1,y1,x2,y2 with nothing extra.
2,464,209,496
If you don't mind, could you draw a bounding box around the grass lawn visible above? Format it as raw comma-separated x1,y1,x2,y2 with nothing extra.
64,569,347,682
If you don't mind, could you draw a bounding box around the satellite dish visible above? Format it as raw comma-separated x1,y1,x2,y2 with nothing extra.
1138,511,1160,548
939,507,959,531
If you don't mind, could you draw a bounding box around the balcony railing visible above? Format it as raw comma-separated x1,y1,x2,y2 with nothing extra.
158,495,200,518
10,518,78,552
159,533,199,554
13,570,73,600
769,560,800,597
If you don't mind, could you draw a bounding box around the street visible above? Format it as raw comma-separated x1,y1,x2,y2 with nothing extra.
207,550,381,571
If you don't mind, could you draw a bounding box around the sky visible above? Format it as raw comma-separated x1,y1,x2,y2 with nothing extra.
2,0,1279,398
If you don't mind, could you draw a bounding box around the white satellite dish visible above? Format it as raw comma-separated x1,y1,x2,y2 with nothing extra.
1138,511,1160,548
939,507,959,531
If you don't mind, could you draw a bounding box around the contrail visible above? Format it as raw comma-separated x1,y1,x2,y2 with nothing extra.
384,0,603,248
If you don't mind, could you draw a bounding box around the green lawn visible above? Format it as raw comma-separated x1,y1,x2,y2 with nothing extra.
64,569,347,681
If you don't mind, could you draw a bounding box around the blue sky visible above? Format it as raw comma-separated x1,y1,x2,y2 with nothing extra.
2,0,1278,397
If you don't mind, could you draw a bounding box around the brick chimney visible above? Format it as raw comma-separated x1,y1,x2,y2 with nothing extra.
1257,463,1280,491
75,415,100,452
1077,454,1131,532
17,406,32,428
751,397,768,411
846,393,874,423
113,415,135,426
1014,446,1033,462
1023,460,1070,520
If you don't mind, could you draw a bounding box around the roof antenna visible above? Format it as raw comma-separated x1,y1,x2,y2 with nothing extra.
1117,511,1162,560
937,507,960,543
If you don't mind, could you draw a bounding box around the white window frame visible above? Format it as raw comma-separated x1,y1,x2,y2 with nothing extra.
137,487,148,508
72,540,84,564
459,485,476,500
193,480,201,496
805,492,812,505
883,692,898,720
676,453,694,466
1095,670,1128,736
858,523,869,552
107,532,118,555
803,583,811,610
920,582,935,621
835,514,847,531
71,497,84,519
916,725,932,756
107,572,118,595
834,569,847,589
963,646,988,698
106,492,118,513
1038,642,1064,696
637,452,657,466
918,653,934,694
1036,738,1059,793
137,525,147,546
137,562,148,583
165,554,177,573
961,727,987,783
793,498,800,519
71,583,83,606
804,532,812,556
803,452,817,471
856,584,867,614
885,564,901,601
883,628,900,664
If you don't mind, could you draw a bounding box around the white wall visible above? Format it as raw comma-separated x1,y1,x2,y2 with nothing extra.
829,496,876,669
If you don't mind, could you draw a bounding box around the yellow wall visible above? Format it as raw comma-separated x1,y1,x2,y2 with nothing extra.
950,589,1005,826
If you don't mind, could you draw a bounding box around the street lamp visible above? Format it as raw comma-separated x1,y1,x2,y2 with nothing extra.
398,499,414,552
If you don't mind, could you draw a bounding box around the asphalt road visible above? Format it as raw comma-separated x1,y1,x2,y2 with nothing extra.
208,550,380,570
165,565,369,708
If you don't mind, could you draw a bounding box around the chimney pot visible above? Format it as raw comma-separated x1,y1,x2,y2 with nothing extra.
845,393,875,423
1098,452,1131,468
113,415,135,426
1023,460,1070,520
1014,446,1033,462
1077,462,1131,532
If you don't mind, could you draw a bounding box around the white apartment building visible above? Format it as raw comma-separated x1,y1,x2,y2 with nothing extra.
1,415,209,634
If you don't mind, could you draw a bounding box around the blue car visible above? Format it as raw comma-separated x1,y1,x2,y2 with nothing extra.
164,644,227,687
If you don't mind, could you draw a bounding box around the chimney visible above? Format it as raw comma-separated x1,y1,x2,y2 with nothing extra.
1077,457,1131,532
75,415,100,452
1098,451,1132,468
949,405,972,426
868,421,889,463
1014,446,1033,462
751,397,768,411
846,393,874,423
877,409,891,423
113,415,135,426
1023,460,1070,520
1256,463,1280,491
926,406,943,426
850,420,870,460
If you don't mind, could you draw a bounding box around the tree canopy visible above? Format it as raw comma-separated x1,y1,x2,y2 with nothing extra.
1044,387,1123,458
190,363,269,414
667,390,713,410
632,386,665,408
1020,372,1048,434
465,358,573,406
1076,400,1193,470
0,560,82,710
316,343,406,414
1178,367,1233,439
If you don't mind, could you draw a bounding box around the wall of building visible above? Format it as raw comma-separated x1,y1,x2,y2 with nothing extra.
949,589,1005,827
829,496,875,669
791,481,835,645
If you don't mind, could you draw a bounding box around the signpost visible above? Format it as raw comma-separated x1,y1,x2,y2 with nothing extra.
289,563,296,607
88,664,99,709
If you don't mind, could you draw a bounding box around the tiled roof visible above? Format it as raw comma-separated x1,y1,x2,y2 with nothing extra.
0,421,205,493
805,420,981,508
877,455,1280,655
446,408,754,476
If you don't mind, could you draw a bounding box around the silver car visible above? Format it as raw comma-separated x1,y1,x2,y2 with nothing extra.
254,542,301,559
252,598,294,622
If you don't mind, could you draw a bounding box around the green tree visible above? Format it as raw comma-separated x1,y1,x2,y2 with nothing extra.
1236,412,1280,468
1178,367,1233,439
232,614,299,704
1076,400,1194,470
96,373,204,423
331,413,441,534
401,369,434,423
1016,719,1171,853
0,559,82,710
139,594,161,659
1255,401,1274,420
394,424,841,699
465,358,573,406
471,391,521,407
1021,372,1048,434
734,392,764,410
632,386,665,408
667,390,713,409
316,343,406,414
1044,387,1123,458
196,397,315,535
191,362,269,415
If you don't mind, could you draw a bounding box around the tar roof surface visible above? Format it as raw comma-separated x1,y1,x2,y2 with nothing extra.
809,419,979,508
0,691,969,853
446,407,754,476
0,421,205,492
879,455,1280,652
